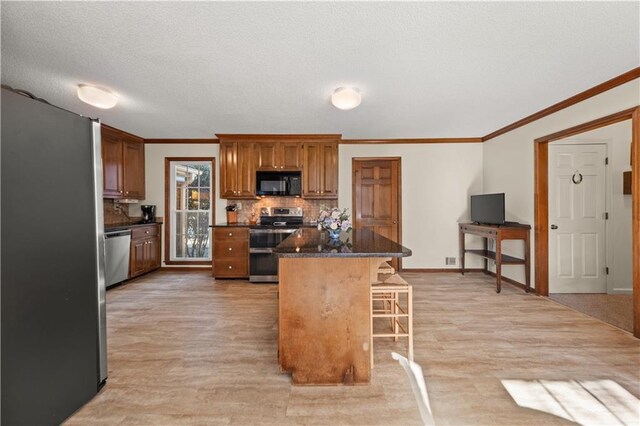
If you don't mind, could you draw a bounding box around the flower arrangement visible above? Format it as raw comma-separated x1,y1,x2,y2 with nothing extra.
318,206,352,239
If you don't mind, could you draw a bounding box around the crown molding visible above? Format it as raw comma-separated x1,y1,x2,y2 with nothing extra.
483,66,640,142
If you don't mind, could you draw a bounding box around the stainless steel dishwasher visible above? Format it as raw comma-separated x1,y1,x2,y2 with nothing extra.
104,229,131,287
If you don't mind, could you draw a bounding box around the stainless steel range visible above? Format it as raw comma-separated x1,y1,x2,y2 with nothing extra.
249,207,304,283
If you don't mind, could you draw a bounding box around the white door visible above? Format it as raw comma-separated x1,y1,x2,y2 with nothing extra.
548,144,607,293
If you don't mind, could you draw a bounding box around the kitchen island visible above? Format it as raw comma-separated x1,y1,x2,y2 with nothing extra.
274,228,411,385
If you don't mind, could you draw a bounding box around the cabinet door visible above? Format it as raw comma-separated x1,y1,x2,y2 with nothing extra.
236,142,255,198
320,142,338,198
146,237,161,271
255,142,278,170
302,142,322,197
123,141,145,199
101,131,123,198
129,239,146,278
280,142,302,170
219,142,238,198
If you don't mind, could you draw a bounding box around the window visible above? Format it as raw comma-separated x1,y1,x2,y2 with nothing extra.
166,158,215,263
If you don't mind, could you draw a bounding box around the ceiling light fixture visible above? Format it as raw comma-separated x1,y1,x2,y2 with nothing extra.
331,87,361,110
77,84,118,109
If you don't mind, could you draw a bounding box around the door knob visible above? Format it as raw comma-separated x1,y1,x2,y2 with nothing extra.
551,224,558,230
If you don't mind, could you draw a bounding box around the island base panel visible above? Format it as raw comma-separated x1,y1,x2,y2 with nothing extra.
279,257,384,385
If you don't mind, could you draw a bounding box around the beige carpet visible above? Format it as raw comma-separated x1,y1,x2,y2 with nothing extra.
549,293,633,332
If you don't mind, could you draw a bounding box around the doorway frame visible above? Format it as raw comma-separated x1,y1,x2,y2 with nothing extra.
534,106,640,337
352,157,403,271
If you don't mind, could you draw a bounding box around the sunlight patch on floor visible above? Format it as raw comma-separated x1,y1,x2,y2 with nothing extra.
502,379,640,425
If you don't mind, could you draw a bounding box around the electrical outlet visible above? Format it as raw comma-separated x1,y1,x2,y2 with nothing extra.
236,202,242,210
445,257,456,266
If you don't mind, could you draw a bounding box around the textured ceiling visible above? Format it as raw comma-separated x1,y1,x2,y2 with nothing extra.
1,2,638,139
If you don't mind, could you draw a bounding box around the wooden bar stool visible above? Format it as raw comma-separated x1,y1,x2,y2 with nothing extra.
370,272,413,368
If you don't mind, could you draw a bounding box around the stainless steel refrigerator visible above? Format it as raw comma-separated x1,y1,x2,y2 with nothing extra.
1,87,108,424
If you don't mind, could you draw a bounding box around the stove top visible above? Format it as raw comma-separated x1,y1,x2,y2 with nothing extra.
259,206,304,227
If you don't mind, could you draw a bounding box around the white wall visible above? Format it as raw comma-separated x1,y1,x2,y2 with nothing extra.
130,143,225,266
338,143,484,269
552,122,633,293
483,79,640,288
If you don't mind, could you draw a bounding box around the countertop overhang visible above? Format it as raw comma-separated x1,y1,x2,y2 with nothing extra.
273,228,412,258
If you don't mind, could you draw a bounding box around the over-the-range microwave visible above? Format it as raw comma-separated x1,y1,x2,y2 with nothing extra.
256,171,302,196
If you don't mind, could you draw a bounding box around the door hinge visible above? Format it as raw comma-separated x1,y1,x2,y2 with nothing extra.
605,212,609,220
605,157,609,165
605,267,609,275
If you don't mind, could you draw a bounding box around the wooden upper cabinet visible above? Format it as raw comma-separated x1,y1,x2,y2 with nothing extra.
255,141,302,170
320,142,338,198
123,141,145,199
102,129,124,198
236,142,255,197
101,125,145,199
219,141,255,199
217,135,339,200
255,142,278,170
302,141,338,199
280,142,302,169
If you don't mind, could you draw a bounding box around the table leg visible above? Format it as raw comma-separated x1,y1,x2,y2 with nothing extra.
483,237,488,273
459,228,465,275
524,232,531,293
495,237,502,293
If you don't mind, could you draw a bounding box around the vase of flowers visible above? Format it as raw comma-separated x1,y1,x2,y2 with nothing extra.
318,206,352,239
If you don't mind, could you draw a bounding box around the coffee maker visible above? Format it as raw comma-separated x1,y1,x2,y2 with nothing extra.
140,205,156,223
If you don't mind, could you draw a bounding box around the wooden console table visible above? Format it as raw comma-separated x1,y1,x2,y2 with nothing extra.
459,223,531,293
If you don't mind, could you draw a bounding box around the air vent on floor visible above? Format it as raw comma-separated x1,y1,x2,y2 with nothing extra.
445,257,457,266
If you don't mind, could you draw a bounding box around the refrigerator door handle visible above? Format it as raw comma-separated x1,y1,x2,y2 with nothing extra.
91,119,108,387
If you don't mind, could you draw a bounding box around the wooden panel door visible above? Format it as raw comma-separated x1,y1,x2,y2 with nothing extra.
101,132,123,198
236,142,255,198
219,142,238,198
353,158,401,270
320,142,338,198
280,142,302,170
123,141,145,199
302,142,322,197
549,144,607,293
255,142,278,170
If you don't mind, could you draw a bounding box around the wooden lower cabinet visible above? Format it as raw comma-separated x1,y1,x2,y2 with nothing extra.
212,227,249,278
129,224,162,279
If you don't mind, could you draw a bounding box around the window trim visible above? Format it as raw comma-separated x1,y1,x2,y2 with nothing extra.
164,157,216,266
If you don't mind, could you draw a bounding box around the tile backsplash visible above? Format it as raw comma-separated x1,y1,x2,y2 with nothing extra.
103,199,141,225
228,197,338,223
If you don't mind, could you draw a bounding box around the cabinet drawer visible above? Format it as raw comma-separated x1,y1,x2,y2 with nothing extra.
214,227,249,242
132,225,159,240
214,258,248,277
214,239,248,259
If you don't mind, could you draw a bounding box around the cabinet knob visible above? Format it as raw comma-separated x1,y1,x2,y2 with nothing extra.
280,166,284,169
125,191,129,195
228,265,233,269
229,233,233,236
320,191,324,194
119,190,123,194
273,166,277,169
145,231,149,234
228,247,232,251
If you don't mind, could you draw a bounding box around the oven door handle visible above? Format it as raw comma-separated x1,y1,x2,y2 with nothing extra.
250,228,298,234
249,248,274,254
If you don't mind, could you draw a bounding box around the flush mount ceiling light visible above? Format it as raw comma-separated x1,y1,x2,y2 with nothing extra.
331,87,361,110
77,84,118,109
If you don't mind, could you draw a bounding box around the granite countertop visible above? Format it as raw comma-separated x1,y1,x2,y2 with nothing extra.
273,228,412,258
105,221,162,232
211,222,319,229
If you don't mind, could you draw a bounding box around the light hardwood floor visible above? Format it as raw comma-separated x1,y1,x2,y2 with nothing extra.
65,271,640,425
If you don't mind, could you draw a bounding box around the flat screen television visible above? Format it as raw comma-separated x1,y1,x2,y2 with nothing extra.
471,193,505,225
